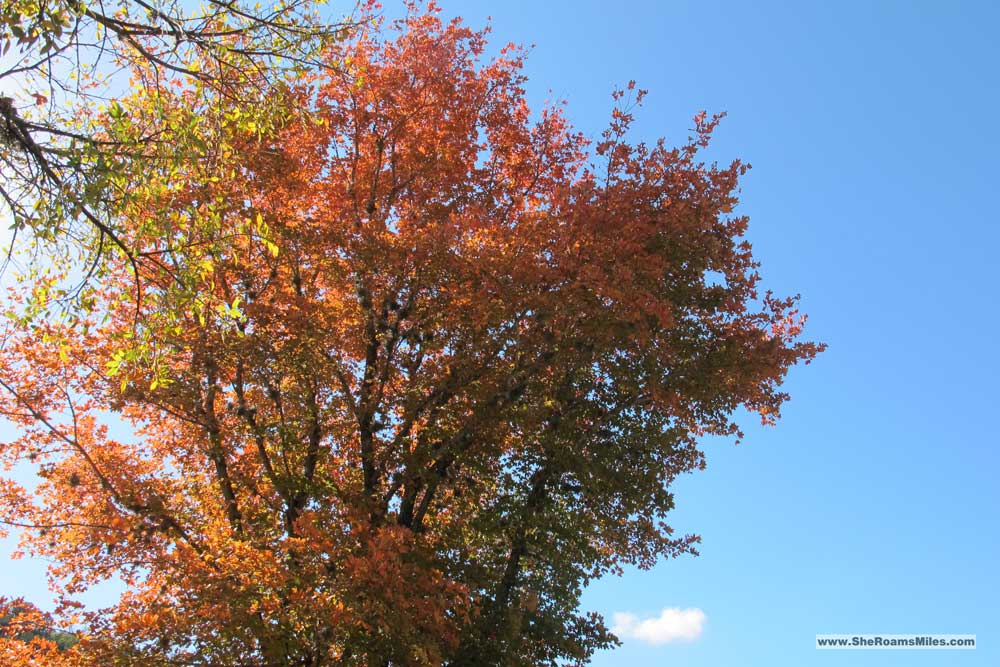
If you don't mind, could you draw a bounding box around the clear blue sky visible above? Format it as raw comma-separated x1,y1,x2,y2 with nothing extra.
3,1,998,664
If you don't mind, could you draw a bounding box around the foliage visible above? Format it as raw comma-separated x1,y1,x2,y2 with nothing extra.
0,3,824,666
0,0,349,290
0,598,78,665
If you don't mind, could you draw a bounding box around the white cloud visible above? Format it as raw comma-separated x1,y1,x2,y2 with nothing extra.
612,607,707,645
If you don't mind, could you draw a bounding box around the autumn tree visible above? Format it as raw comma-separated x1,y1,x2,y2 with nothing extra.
0,4,823,666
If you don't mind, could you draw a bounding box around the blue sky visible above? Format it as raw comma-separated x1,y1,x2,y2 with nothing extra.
3,1,999,664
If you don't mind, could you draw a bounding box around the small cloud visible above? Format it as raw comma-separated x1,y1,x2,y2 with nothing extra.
612,607,707,645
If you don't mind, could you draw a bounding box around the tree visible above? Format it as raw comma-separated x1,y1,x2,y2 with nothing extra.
0,4,824,666
0,0,348,285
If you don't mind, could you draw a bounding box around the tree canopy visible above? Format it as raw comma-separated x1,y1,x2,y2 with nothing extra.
0,0,347,284
0,4,823,666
